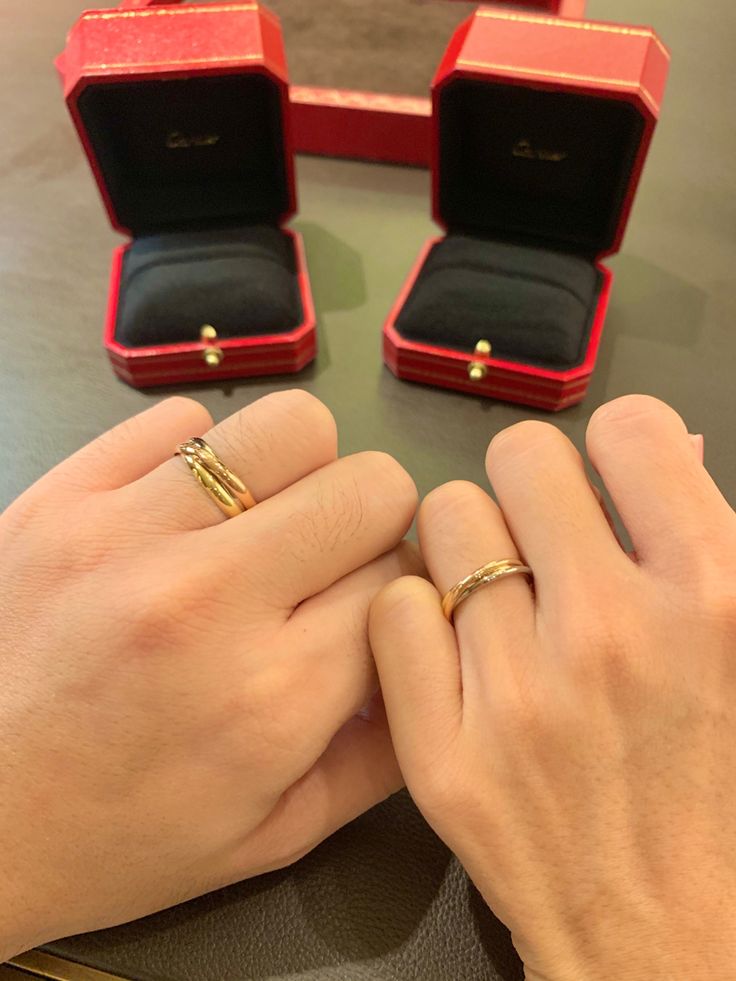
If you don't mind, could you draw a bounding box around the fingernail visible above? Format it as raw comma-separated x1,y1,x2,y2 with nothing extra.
689,434,704,464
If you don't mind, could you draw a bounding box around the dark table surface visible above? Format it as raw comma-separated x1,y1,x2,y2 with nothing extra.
1,0,734,979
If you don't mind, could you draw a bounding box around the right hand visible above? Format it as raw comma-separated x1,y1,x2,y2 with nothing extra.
370,396,736,981
0,390,419,959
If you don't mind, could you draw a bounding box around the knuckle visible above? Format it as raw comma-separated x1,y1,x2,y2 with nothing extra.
587,394,685,446
410,744,465,814
119,561,216,658
161,395,212,429
240,666,315,762
486,419,565,472
1,488,48,541
262,390,337,453
291,470,367,556
358,450,418,514
220,391,338,471
700,576,736,633
225,404,275,467
122,589,182,656
420,480,490,534
493,683,547,742
370,576,429,632
327,471,367,547
561,611,644,695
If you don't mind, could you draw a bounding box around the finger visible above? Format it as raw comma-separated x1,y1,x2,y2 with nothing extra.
689,433,704,465
591,437,706,560
244,704,404,875
486,420,627,598
586,396,732,571
119,389,337,531
370,575,463,779
279,542,425,754
211,450,418,610
588,479,624,548
418,481,535,672
31,398,213,498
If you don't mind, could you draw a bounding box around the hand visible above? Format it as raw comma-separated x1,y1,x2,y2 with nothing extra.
0,390,419,959
370,395,736,981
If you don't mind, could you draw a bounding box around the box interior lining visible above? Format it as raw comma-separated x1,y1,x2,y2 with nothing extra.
77,74,290,234
438,78,646,254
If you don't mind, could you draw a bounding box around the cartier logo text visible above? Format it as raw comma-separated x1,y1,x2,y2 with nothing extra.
512,139,568,162
166,131,221,149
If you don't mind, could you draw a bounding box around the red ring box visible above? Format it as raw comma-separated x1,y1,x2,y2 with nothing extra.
383,9,670,411
57,2,316,389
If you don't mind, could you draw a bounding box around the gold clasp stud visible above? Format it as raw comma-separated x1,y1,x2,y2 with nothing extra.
200,325,224,367
468,339,492,381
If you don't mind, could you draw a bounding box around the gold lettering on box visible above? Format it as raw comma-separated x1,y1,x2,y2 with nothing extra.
512,139,568,162
166,131,221,149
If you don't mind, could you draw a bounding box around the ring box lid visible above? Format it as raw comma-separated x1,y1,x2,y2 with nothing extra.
57,3,295,237
432,10,670,258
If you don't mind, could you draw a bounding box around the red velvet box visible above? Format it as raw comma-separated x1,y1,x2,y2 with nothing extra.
383,9,670,411
57,2,316,388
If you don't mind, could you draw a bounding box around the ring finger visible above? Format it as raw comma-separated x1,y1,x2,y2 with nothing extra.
117,389,338,531
418,480,536,680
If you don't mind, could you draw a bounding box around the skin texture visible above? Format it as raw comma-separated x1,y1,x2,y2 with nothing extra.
370,395,736,981
0,390,421,959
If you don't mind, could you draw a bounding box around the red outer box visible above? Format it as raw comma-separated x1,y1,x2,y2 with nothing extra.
383,9,670,411
57,2,316,388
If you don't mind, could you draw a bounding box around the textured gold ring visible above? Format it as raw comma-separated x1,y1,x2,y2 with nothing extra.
176,437,257,519
442,559,533,623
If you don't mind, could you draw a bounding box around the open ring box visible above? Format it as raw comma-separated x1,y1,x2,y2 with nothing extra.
383,9,670,411
57,2,316,388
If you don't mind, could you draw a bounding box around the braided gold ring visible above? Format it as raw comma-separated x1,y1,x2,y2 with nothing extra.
176,437,256,519
441,559,533,623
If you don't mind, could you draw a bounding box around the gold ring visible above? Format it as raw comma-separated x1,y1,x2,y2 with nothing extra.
176,437,257,519
442,559,533,623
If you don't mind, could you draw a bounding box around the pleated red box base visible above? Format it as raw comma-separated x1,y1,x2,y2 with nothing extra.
57,2,316,388
384,9,670,410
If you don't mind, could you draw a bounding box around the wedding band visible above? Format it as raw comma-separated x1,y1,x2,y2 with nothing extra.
442,559,533,622
176,437,257,519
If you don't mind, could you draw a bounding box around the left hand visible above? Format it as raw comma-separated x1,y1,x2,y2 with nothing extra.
370,395,736,981
0,391,420,957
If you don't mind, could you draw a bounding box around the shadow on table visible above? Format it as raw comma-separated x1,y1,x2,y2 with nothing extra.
586,253,708,408
44,792,523,980
292,221,367,316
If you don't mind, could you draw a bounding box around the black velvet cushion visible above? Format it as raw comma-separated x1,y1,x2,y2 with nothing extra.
395,235,600,369
115,225,302,349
